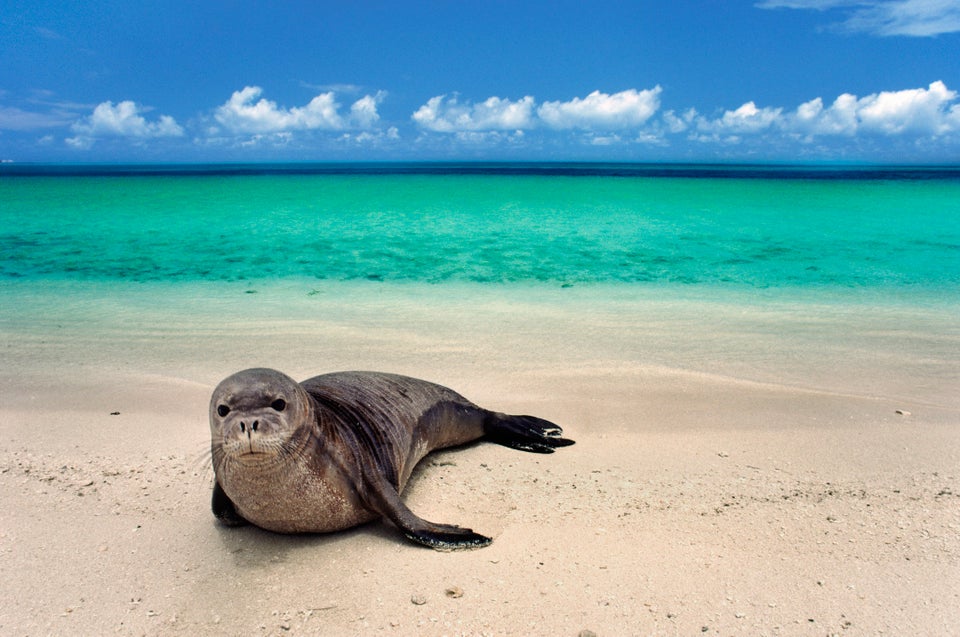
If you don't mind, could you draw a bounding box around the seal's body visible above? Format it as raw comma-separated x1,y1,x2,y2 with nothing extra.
210,369,573,549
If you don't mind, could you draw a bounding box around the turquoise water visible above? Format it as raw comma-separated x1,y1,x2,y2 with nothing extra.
2,164,959,294
2,164,958,408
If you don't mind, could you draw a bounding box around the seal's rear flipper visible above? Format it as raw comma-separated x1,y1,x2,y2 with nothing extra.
484,413,575,453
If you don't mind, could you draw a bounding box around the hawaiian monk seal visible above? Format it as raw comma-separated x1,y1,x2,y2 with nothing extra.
209,368,574,550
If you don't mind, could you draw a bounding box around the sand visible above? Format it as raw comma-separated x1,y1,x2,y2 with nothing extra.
1,281,958,636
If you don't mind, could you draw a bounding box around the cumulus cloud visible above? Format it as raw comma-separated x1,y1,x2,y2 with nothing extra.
855,80,958,133
412,95,536,132
537,87,662,130
790,95,859,135
697,101,784,135
688,81,960,143
40,81,960,157
757,0,960,36
66,100,183,148
663,108,699,134
349,92,386,128
412,88,662,133
783,81,959,137
214,86,383,134
215,87,339,133
410,82,958,156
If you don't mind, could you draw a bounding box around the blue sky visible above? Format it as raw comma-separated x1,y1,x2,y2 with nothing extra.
2,0,959,163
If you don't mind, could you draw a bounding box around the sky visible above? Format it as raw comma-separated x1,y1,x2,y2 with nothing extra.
1,0,959,163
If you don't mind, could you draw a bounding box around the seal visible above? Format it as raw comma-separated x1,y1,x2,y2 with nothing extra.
209,368,573,549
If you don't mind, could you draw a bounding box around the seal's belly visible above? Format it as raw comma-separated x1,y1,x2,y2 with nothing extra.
222,462,375,534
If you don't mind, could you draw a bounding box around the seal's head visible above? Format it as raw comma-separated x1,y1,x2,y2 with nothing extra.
209,368,314,468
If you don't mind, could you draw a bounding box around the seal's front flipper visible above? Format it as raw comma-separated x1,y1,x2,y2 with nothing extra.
212,480,248,527
484,413,575,453
366,475,491,550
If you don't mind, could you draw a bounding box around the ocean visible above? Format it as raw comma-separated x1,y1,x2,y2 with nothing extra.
2,163,958,409
2,163,959,293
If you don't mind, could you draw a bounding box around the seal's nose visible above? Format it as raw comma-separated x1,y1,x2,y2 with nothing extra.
239,420,260,434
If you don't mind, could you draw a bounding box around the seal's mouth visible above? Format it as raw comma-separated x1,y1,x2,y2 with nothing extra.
229,450,278,469
216,439,275,461
237,443,272,456
232,441,284,463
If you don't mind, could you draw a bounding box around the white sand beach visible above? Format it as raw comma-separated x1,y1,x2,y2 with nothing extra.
2,280,958,635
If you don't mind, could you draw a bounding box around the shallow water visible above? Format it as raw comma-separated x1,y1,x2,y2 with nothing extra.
1,278,957,413
1,164,958,410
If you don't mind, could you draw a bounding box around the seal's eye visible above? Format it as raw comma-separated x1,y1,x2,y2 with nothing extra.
217,404,230,417
271,398,286,412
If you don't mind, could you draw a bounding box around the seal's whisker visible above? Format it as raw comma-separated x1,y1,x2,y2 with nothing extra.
189,446,213,469
187,451,216,489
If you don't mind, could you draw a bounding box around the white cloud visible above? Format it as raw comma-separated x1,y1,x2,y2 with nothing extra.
537,88,662,129
300,82,364,94
412,95,535,132
662,108,699,133
635,130,671,146
43,81,960,157
588,133,623,146
238,132,293,148
349,91,386,128
697,101,783,134
0,106,74,131
856,80,957,133
214,86,383,134
785,81,959,136
215,87,339,133
686,81,960,145
66,100,183,147
790,95,858,135
337,125,402,145
412,88,662,133
757,0,960,36
451,130,526,145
